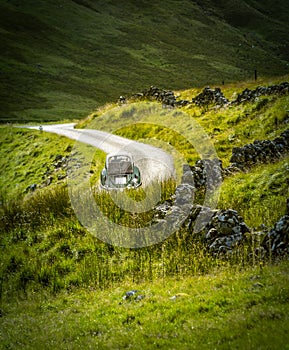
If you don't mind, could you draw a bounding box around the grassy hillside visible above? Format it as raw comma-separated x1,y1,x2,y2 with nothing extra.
1,75,289,348
0,126,106,198
1,75,288,221
0,0,288,122
84,75,288,227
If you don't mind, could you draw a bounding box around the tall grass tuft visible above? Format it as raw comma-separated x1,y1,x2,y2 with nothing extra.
0,185,73,234
0,176,282,300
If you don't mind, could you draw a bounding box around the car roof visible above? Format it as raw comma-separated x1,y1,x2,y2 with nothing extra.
106,152,133,160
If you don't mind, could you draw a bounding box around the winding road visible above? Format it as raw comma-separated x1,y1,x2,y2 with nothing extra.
29,123,175,185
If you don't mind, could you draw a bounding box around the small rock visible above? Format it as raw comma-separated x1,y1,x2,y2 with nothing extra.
170,293,190,300
122,290,139,301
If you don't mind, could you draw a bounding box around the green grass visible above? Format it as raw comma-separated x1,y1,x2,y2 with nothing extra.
0,0,288,122
0,180,220,301
1,76,289,348
219,156,289,228
0,126,106,199
1,261,289,349
178,76,289,165
0,126,74,198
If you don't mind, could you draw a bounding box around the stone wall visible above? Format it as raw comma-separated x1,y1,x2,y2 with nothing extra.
130,86,177,107
262,214,289,256
203,209,250,254
125,81,289,109
230,129,289,169
154,180,289,257
231,82,289,105
182,159,223,190
184,129,289,182
191,87,228,107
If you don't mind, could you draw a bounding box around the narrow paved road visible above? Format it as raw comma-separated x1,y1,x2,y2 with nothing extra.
29,123,175,185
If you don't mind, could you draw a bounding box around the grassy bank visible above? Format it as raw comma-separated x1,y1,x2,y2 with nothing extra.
219,156,289,228
1,261,289,349
0,126,106,199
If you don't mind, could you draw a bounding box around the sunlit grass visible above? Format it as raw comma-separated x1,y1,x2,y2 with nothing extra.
219,156,289,227
1,261,289,349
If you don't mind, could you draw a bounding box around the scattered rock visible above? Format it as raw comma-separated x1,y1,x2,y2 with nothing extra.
57,173,66,181
54,154,63,161
119,95,126,104
170,293,190,300
39,152,73,190
26,183,37,192
122,290,138,300
122,290,144,302
53,155,68,169
45,176,53,186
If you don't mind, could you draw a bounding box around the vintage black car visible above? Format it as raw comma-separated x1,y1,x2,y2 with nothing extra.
100,153,141,189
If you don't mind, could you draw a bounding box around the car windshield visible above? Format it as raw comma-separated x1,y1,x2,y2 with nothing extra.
106,154,133,175
108,155,131,163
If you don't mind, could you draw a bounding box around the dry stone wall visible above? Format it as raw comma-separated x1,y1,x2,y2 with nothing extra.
155,152,289,257
263,215,289,256
155,180,289,256
191,87,228,107
231,82,289,105
230,129,289,169
124,81,288,109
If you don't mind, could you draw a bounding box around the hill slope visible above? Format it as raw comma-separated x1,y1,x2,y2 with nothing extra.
1,76,289,349
0,0,288,122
